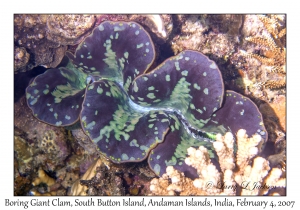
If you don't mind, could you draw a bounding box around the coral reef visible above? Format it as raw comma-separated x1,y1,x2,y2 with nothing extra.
14,47,30,73
225,14,286,171
70,158,125,195
72,128,99,156
14,15,286,196
13,14,96,73
230,15,286,102
243,15,286,89
14,14,62,72
150,129,286,195
14,96,70,172
171,15,241,60
14,135,33,174
260,94,286,132
46,15,96,45
14,167,32,196
14,95,100,195
39,130,70,167
70,159,102,195
70,157,155,196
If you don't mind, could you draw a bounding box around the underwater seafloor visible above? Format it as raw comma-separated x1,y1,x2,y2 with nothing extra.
14,14,286,196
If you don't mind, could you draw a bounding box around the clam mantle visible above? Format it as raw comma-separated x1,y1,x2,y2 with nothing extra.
26,21,267,178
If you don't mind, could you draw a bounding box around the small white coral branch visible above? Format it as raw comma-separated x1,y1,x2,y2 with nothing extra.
261,168,286,195
236,157,270,195
213,132,235,172
185,146,222,195
236,129,263,170
149,166,205,195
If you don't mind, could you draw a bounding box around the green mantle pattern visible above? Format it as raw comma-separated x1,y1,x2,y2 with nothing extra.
26,21,267,178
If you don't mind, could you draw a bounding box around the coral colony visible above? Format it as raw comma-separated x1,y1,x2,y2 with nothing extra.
26,21,267,178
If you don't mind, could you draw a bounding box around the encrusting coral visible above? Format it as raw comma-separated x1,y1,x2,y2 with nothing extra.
149,129,285,195
14,135,33,174
171,15,241,59
14,47,30,73
46,15,96,45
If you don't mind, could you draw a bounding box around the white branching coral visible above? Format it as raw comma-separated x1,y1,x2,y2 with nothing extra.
235,129,264,170
213,132,235,171
261,168,286,195
235,157,270,195
149,166,215,195
150,166,206,195
185,146,222,195
149,129,286,196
